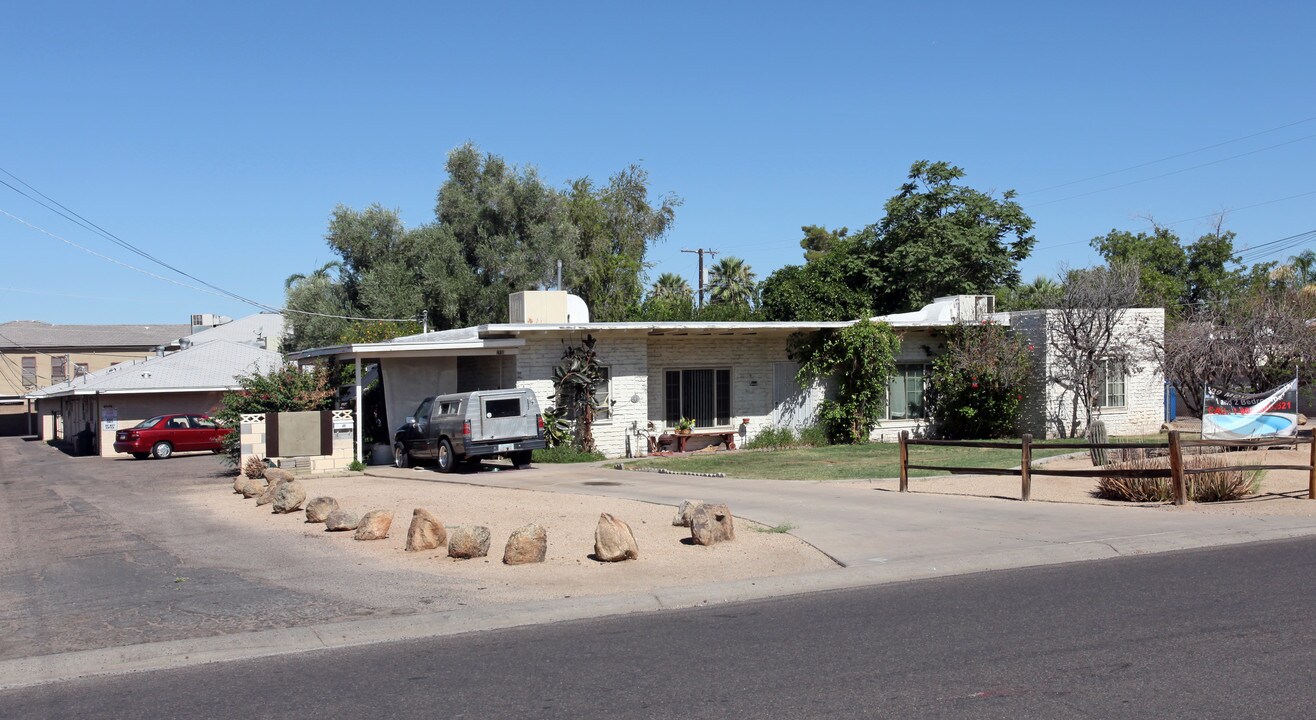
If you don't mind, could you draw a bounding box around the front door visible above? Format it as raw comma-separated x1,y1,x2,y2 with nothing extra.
773,362,817,430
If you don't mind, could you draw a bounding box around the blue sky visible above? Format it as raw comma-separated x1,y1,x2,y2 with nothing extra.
3,1,1314,324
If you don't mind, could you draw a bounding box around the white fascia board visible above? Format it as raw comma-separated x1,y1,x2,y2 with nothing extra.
34,386,237,398
288,338,525,361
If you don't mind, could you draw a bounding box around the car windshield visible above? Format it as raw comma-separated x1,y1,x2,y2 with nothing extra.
135,416,166,429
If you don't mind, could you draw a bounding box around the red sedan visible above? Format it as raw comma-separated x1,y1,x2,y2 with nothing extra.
113,414,231,459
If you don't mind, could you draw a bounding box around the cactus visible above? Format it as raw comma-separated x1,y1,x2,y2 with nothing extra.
1088,419,1109,466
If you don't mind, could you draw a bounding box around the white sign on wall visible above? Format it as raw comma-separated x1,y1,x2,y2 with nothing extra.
102,407,118,431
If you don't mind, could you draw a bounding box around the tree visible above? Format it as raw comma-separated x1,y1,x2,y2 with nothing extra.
856,161,1035,313
550,335,609,453
1089,226,1186,310
649,272,693,301
791,320,901,444
994,276,1062,312
1184,224,1244,308
1291,249,1316,287
800,224,848,263
707,256,758,309
214,363,338,464
760,237,877,321
566,166,681,321
1046,263,1156,437
926,321,1033,439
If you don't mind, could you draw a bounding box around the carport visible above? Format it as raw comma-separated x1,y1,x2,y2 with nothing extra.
287,327,526,463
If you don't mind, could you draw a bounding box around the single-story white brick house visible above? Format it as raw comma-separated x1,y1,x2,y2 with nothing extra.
290,293,1166,460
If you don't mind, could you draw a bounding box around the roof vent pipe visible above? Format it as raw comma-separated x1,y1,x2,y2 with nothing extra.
556,260,563,291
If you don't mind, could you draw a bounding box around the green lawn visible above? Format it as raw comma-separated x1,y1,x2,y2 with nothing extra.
623,435,1167,482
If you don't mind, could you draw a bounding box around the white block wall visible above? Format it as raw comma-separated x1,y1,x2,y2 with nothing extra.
1010,308,1165,438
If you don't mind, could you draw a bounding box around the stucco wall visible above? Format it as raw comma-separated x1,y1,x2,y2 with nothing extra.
380,356,457,439
0,349,156,399
1009,308,1165,438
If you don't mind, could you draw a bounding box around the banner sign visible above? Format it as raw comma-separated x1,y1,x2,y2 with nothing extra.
1202,379,1299,440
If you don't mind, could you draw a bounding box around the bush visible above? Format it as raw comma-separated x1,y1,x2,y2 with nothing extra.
745,426,796,450
531,446,606,464
796,424,829,447
242,455,267,480
347,459,366,472
215,363,337,466
927,321,1032,439
1095,454,1261,503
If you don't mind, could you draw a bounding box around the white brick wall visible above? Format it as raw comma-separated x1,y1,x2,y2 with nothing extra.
1010,308,1165,438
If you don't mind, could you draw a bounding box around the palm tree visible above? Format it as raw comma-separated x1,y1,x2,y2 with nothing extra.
1289,249,1316,287
649,272,693,301
285,260,343,290
708,257,757,307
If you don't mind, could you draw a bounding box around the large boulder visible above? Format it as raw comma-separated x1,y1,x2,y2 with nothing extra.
502,524,547,565
305,496,339,523
672,499,704,527
690,503,735,546
255,474,289,506
594,513,639,562
447,525,491,559
239,478,265,498
405,508,447,552
272,481,307,514
354,510,394,540
324,509,360,532
263,467,294,484
232,476,246,494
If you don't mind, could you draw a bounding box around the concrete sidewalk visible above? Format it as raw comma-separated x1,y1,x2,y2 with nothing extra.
367,462,1316,571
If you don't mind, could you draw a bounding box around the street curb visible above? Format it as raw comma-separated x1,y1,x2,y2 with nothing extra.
4,522,1316,693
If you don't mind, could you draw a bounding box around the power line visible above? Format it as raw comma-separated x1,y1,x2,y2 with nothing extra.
1021,115,1316,195
0,205,415,323
1023,131,1316,209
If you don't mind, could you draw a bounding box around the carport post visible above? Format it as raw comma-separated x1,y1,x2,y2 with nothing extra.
354,357,363,463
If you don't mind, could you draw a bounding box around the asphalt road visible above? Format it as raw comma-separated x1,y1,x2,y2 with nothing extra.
5,535,1314,719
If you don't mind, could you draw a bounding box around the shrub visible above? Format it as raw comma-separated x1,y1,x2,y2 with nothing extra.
347,459,365,472
746,426,796,450
215,363,337,466
796,424,829,447
242,455,266,480
1095,454,1261,503
926,321,1032,439
531,446,606,464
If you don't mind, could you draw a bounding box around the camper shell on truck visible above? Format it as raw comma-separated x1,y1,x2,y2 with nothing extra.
393,388,546,472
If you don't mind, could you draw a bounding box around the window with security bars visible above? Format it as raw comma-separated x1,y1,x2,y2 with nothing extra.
1096,359,1126,408
887,364,928,420
664,368,731,428
50,355,68,384
21,357,36,388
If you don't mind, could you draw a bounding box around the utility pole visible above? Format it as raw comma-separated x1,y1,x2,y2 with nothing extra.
681,248,719,308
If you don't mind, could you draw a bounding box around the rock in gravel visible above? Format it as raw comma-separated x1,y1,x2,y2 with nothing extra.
405,508,446,552
239,478,265,498
594,513,639,562
502,524,547,565
354,510,393,540
233,476,246,494
690,503,735,546
324,509,360,531
305,496,339,523
272,480,306,514
672,499,704,527
263,467,294,484
447,525,491,559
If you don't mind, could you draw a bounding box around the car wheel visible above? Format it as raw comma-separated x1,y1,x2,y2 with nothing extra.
437,438,456,473
131,452,150,460
394,442,410,469
151,441,173,459
512,450,532,469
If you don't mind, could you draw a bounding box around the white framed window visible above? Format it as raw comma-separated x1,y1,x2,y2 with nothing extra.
887,364,928,420
595,366,612,423
50,355,68,383
664,367,732,428
21,356,36,388
1096,359,1126,408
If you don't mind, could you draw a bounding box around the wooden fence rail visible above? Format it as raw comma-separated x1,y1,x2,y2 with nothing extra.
897,429,1316,505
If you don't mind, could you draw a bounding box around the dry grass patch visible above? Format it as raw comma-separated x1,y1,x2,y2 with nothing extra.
1095,453,1263,503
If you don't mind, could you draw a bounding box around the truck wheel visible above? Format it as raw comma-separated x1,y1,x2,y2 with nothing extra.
512,450,532,469
151,441,173,459
437,438,456,473
393,442,410,469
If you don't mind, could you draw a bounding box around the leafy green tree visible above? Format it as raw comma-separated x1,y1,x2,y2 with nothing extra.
994,276,1062,312
215,364,338,464
707,256,758,309
566,166,681,321
856,161,1035,313
791,320,901,444
1184,228,1244,307
1089,226,1187,309
759,238,876,321
284,263,354,351
926,322,1032,439
800,224,848,263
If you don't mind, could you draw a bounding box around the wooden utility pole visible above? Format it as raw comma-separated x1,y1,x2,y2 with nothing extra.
1020,433,1033,501
681,248,719,308
1169,430,1187,506
898,431,909,492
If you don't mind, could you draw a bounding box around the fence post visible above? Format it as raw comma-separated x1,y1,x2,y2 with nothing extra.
1308,429,1315,500
1169,430,1187,506
1020,433,1032,501
898,430,909,493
